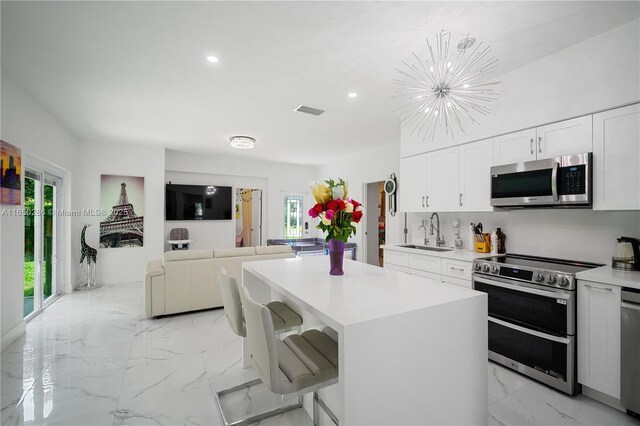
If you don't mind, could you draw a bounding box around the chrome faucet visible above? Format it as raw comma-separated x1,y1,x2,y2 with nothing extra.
418,221,429,246
429,212,446,247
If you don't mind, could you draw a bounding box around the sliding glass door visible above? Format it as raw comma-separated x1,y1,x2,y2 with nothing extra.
24,169,61,319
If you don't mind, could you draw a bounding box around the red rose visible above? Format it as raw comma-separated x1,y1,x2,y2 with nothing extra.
351,199,361,208
308,203,324,218
326,199,340,211
352,210,363,223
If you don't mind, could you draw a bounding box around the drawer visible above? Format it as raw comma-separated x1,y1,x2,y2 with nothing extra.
410,268,441,282
384,250,409,267
385,263,409,274
442,275,472,289
409,254,442,274
441,259,472,280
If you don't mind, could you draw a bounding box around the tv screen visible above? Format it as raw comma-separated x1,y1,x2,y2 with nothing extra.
165,184,232,220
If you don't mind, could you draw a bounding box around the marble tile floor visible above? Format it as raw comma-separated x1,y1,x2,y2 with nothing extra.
1,281,638,426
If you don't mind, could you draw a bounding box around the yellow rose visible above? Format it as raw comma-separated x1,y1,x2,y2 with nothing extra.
310,182,332,204
321,215,332,226
344,202,354,213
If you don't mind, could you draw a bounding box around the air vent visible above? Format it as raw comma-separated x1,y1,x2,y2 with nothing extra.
295,105,325,116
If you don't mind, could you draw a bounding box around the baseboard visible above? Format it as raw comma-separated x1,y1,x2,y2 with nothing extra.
582,385,626,413
1,320,26,351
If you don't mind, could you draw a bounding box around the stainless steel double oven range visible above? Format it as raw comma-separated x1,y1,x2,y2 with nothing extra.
472,254,600,395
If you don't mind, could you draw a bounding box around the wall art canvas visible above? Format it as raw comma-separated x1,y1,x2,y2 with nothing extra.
0,140,22,206
99,174,144,248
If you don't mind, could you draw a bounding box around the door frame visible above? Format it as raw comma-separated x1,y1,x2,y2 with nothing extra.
362,180,386,267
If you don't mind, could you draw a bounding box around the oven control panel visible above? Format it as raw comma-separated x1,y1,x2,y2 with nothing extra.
473,260,574,290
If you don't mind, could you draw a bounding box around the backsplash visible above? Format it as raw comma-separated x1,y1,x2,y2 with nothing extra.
407,210,640,265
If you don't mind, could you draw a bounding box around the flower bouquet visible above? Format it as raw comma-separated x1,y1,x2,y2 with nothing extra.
308,178,363,275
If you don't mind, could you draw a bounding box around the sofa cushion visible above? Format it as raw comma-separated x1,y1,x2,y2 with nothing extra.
146,259,165,276
255,245,293,256
164,249,213,262
214,247,256,258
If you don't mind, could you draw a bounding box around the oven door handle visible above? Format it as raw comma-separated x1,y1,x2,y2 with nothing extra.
489,317,571,344
473,275,571,300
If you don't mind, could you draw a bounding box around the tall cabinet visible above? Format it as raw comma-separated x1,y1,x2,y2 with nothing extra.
593,103,640,210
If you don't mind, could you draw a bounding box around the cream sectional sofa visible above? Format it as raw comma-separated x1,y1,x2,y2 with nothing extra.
144,245,295,318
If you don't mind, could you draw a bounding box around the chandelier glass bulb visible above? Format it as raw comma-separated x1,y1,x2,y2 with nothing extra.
392,31,501,141
229,136,256,150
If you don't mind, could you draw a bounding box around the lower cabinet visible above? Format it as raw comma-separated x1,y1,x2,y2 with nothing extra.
383,249,472,288
577,280,621,399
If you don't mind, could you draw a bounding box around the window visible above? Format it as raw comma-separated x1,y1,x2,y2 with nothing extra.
284,195,303,239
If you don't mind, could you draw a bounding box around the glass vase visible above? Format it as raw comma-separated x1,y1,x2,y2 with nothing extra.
328,238,345,275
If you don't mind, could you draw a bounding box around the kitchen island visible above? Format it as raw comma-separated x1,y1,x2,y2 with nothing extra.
242,256,488,425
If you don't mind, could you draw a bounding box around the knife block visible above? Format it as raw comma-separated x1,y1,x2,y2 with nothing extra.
475,233,491,253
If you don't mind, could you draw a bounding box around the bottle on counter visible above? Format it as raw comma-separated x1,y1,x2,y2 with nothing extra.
496,228,506,254
490,231,498,255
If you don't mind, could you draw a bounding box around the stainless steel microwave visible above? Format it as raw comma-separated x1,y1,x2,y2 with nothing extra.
490,153,592,208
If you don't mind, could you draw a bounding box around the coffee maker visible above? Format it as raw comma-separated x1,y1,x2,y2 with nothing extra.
612,237,640,271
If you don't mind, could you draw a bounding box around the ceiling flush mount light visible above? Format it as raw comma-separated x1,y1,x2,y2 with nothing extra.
348,92,358,98
392,31,501,141
206,55,219,63
229,135,256,150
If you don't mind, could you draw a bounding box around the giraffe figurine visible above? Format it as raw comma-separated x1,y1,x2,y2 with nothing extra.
80,223,98,287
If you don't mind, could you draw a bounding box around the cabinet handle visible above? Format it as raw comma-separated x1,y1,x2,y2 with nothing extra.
450,267,465,272
530,139,534,155
459,193,463,207
422,196,425,208
426,195,429,208
538,136,542,154
583,283,612,293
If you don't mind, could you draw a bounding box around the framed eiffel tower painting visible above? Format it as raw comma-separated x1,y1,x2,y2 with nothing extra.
99,175,144,248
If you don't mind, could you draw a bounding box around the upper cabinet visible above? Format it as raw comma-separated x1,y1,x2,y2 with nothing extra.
398,154,428,212
426,146,460,212
493,116,593,166
593,103,640,210
493,128,537,165
536,115,592,160
459,139,494,212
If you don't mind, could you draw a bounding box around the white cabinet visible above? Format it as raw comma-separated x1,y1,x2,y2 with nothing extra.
577,281,621,399
593,103,640,210
493,128,537,166
536,116,592,160
459,139,494,212
399,154,428,212
493,116,593,166
426,146,459,212
383,248,473,288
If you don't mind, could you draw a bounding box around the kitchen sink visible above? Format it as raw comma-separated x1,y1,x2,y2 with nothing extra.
398,244,453,252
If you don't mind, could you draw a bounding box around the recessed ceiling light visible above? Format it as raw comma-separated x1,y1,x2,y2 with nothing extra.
348,92,358,98
206,55,219,63
229,136,256,150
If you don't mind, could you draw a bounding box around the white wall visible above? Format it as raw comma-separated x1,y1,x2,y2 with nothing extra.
165,150,319,249
407,211,640,265
318,143,402,262
417,19,640,151
1,73,79,349
75,141,165,285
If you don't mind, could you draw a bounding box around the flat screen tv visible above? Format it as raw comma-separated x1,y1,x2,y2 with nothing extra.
165,184,232,220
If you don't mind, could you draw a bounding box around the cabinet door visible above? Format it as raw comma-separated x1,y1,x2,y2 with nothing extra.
426,146,460,212
577,281,621,398
493,128,537,166
398,154,428,212
459,139,494,212
593,103,640,210
537,115,592,160
401,124,428,158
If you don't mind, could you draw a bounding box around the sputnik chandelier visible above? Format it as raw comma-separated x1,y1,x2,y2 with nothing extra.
392,31,501,141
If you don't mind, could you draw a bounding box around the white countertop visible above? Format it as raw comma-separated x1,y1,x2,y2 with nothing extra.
243,256,484,330
381,244,497,262
576,265,640,290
